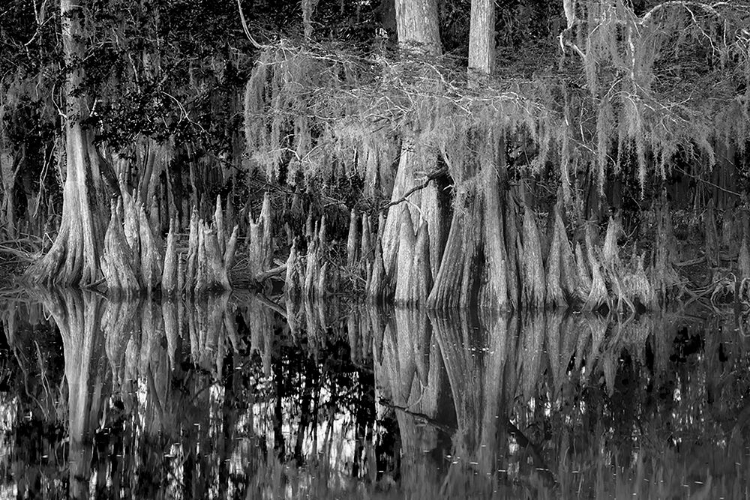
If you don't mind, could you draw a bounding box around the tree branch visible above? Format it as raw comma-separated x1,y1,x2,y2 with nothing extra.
236,0,264,49
380,166,447,212
640,1,729,26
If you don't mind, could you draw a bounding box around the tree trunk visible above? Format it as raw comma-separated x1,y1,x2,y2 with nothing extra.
468,0,495,75
520,207,546,309
479,162,508,311
381,0,442,292
583,224,609,311
161,218,178,295
394,206,416,306
427,187,480,309
346,209,359,268
428,0,499,310
505,193,521,309
545,205,567,309
0,147,23,238
101,199,141,297
395,0,440,54
407,221,432,305
26,0,108,287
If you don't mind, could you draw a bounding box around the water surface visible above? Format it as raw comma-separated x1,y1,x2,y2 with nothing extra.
0,290,748,499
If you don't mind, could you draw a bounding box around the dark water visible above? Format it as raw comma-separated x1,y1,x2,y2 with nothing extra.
1,289,749,499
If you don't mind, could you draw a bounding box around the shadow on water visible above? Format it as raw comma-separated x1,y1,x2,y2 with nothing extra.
1,290,750,498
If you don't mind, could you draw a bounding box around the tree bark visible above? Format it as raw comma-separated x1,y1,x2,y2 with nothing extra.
394,206,416,306
395,0,440,54
505,193,521,309
480,165,508,310
26,0,108,286
0,147,23,238
521,207,546,309
545,205,567,309
101,199,141,297
381,0,442,298
468,0,495,75
427,187,480,309
407,221,433,306
161,218,178,295
346,209,359,268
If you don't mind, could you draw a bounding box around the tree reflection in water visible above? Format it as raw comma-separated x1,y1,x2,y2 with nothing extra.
0,292,749,498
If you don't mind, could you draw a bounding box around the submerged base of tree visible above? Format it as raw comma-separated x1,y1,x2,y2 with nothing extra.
10,186,749,315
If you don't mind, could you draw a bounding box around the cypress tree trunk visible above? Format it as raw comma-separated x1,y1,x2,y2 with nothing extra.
545,205,567,309
740,236,750,278
505,193,521,309
480,164,508,311
395,0,440,54
285,239,301,298
101,200,140,297
139,205,163,291
382,0,442,285
427,188,480,309
521,207,546,309
556,207,579,298
394,207,416,306
346,209,359,268
468,0,495,75
407,221,432,305
583,224,609,311
161,219,178,295
0,148,23,238
366,243,387,303
575,242,592,298
26,0,109,286
186,208,199,294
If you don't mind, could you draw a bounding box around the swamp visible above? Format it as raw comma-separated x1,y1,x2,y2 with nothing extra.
3,0,750,497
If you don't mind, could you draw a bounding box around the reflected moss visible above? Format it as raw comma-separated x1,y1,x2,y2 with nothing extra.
0,293,749,498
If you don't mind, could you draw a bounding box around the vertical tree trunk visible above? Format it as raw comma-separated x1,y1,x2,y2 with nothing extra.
26,0,108,286
0,148,23,238
505,193,521,309
394,206,416,305
427,187,479,309
428,0,498,309
468,0,495,75
521,207,546,309
479,135,507,311
380,0,442,300
394,0,440,54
